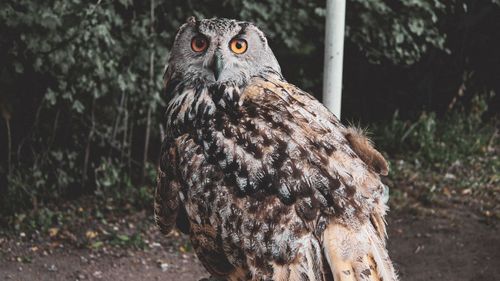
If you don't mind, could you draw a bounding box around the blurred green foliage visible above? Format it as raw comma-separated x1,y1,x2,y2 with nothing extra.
0,0,498,217
372,94,498,166
373,94,498,208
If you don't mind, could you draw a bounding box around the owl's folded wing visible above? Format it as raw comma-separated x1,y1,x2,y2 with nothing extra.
155,135,191,235
237,77,397,280
239,77,388,214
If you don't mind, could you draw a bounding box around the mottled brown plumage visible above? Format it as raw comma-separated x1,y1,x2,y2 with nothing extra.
155,18,397,281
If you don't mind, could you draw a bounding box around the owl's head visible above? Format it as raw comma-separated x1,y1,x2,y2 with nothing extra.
165,17,281,88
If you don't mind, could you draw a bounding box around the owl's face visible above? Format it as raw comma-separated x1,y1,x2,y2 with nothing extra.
166,17,281,87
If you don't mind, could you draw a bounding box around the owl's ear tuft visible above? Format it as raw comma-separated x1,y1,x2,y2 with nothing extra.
186,16,197,24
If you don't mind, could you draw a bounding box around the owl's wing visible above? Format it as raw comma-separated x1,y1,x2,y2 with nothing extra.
154,135,190,235
234,77,397,280
156,133,240,277
238,77,388,214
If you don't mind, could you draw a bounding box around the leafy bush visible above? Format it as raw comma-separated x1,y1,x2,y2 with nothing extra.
1,0,498,217
372,94,498,166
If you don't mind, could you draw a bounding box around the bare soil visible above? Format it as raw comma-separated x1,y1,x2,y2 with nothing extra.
1,205,499,281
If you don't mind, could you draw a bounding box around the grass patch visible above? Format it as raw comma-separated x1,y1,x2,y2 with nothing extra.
372,101,497,168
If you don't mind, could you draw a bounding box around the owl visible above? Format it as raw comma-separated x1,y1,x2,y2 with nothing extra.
155,17,398,281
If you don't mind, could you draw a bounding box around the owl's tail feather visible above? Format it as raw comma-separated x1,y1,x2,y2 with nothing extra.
322,220,398,281
272,234,325,281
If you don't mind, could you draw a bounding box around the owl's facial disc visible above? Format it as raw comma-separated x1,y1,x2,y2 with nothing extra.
167,18,282,87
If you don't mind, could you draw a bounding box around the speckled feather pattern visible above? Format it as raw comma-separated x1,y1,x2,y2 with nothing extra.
156,75,395,280
155,18,397,281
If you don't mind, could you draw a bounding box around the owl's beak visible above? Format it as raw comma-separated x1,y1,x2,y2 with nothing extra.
210,52,224,81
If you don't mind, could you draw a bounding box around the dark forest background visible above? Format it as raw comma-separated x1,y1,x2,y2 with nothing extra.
0,0,498,220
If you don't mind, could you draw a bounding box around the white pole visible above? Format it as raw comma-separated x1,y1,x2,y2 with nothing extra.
323,0,346,119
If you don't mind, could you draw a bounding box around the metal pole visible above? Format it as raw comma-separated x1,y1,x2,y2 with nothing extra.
323,0,346,119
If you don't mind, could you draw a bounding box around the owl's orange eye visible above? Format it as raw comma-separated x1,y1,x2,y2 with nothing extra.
229,38,247,54
191,36,208,52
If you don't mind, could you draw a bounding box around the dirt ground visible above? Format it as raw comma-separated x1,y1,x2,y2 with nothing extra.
1,204,499,281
